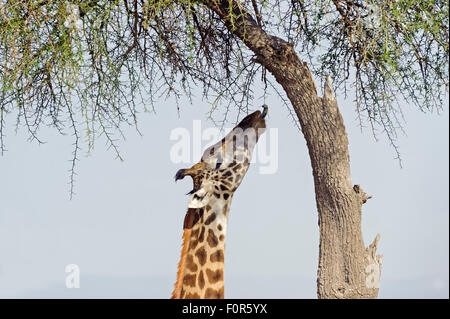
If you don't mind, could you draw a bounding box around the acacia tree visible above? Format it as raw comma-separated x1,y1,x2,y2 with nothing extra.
0,0,448,298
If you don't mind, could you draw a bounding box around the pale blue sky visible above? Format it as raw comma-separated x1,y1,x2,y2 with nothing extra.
0,83,448,298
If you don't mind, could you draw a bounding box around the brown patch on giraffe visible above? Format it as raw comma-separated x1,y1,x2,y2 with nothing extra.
221,180,231,187
220,184,229,191
191,228,199,239
198,208,205,223
213,192,220,199
233,163,242,171
207,229,219,248
198,270,205,290
204,287,224,299
204,213,217,225
185,254,198,272
223,193,230,200
189,239,199,250
219,234,224,241
217,224,223,231
223,204,228,215
195,246,207,266
222,171,232,177
205,205,212,212
198,226,205,243
204,288,214,299
210,249,224,263
183,274,196,287
188,226,201,250
185,292,201,299
218,286,224,298
206,268,223,284
183,208,204,229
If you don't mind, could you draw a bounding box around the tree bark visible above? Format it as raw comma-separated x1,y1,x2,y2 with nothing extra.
203,0,383,298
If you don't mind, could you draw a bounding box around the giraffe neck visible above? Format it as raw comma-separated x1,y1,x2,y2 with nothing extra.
172,199,231,299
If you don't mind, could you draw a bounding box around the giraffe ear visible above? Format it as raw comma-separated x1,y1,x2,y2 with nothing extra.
188,183,212,209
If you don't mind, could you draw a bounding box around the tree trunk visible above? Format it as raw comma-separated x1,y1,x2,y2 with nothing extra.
204,0,383,298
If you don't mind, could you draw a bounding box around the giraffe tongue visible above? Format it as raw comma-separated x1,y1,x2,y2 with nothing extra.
174,169,186,181
260,105,268,119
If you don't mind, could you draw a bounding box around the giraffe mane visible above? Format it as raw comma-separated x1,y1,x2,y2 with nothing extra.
171,228,191,299
172,207,203,298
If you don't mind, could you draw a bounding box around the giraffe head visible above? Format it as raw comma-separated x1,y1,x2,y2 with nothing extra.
175,105,267,210
171,106,267,299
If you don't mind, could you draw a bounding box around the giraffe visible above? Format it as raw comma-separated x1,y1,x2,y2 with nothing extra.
171,106,268,299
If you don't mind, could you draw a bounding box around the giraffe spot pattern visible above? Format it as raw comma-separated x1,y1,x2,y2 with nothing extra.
198,270,205,290
210,249,224,263
185,292,201,299
207,229,219,248
190,239,199,250
204,213,217,225
185,254,198,272
221,180,231,187
195,246,207,266
206,268,223,284
204,287,224,299
198,226,205,243
191,228,199,238
222,171,232,177
183,274,196,287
